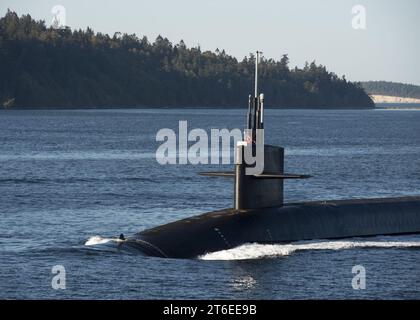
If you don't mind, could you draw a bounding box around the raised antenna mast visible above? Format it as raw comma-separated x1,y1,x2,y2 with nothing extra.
254,51,261,98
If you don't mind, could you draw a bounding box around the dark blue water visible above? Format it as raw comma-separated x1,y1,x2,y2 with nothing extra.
0,108,419,299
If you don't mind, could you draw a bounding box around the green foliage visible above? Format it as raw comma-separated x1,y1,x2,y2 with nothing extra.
361,81,420,99
0,11,374,109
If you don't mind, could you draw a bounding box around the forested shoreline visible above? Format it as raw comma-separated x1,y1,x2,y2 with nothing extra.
0,11,374,109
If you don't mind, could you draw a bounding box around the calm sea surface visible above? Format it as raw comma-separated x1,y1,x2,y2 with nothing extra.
0,108,419,299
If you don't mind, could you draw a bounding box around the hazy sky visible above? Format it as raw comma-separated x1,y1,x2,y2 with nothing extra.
1,0,419,85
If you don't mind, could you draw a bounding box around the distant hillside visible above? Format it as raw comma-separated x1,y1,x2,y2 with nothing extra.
361,81,420,99
0,11,373,109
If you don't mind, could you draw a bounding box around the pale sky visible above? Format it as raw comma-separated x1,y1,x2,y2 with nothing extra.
1,0,419,85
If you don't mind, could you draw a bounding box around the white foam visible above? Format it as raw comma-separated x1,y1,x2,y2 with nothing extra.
85,236,114,246
199,235,420,260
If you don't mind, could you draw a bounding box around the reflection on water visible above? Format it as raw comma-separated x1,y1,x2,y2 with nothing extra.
231,275,257,290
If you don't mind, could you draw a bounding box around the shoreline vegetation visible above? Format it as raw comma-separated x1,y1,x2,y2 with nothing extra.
1,11,375,110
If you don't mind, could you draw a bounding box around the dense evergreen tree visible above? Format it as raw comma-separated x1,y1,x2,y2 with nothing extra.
0,11,374,109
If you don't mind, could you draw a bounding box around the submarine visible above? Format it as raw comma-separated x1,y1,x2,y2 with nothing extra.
123,52,420,259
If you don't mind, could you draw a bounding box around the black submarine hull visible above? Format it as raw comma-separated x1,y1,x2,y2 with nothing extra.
125,196,420,259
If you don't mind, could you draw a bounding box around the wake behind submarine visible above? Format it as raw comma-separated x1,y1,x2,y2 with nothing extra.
124,52,420,259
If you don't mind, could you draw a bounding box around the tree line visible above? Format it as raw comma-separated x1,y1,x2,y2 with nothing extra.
0,11,374,109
